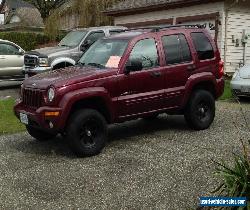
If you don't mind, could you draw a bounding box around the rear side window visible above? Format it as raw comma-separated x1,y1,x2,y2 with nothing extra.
191,32,214,60
162,34,192,65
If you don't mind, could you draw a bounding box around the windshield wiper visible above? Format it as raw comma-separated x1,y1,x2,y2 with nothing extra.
87,63,105,69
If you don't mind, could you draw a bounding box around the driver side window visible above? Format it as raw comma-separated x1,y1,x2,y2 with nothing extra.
128,38,159,71
0,43,19,55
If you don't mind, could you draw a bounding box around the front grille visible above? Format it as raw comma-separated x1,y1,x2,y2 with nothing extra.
24,55,38,67
22,88,44,108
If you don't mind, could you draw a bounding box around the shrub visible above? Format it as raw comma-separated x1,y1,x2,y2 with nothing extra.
0,31,65,51
213,141,250,209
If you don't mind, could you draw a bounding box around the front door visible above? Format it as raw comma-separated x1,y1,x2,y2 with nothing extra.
118,38,165,118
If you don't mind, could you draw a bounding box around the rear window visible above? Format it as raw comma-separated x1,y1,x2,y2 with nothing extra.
191,32,214,60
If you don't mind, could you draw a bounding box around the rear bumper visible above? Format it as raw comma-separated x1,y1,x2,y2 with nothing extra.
215,78,225,99
14,101,63,133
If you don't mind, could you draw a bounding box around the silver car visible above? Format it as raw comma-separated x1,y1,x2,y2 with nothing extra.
0,39,25,81
231,65,250,97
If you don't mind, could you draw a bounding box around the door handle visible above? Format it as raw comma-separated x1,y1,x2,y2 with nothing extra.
187,64,196,71
150,72,162,78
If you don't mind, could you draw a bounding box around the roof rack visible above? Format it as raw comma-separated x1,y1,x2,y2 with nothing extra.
123,24,205,33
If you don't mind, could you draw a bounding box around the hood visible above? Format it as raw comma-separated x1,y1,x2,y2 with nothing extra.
239,65,250,79
26,46,72,57
23,66,106,89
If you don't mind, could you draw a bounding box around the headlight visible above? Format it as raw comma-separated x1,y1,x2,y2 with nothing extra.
47,87,55,102
39,57,49,67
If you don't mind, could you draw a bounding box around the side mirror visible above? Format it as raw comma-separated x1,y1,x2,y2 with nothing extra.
80,40,92,52
125,59,143,74
18,48,24,55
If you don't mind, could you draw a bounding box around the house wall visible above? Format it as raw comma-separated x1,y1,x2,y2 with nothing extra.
224,1,250,73
114,2,227,69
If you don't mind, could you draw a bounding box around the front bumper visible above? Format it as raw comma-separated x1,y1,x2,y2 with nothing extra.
231,79,250,97
22,66,52,77
14,101,63,133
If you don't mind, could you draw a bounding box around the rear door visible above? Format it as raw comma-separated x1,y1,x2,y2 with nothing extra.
117,37,166,117
0,42,23,78
160,32,195,108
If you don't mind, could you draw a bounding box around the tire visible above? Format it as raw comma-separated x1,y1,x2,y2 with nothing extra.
184,90,215,130
66,109,107,157
26,126,57,141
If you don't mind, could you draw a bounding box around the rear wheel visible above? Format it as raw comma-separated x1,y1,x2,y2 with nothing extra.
184,90,215,130
26,126,57,141
66,109,107,157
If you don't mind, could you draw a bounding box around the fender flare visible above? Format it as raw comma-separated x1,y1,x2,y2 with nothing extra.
181,72,217,108
51,57,76,68
58,87,114,129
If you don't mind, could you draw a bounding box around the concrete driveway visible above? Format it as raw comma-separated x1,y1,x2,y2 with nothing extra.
0,102,249,209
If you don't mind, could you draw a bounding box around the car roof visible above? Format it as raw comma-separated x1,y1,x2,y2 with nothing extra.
0,39,11,43
73,26,127,32
105,26,208,40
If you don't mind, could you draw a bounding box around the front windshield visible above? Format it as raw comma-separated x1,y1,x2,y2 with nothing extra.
59,31,87,47
78,39,129,69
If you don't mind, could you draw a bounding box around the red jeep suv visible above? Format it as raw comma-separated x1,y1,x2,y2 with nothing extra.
14,25,224,157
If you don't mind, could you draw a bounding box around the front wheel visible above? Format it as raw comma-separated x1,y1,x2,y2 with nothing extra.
66,109,107,157
26,126,57,141
184,90,215,130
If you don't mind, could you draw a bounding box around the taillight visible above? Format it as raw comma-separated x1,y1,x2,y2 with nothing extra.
218,60,224,78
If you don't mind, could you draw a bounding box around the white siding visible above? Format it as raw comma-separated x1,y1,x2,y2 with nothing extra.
225,2,250,73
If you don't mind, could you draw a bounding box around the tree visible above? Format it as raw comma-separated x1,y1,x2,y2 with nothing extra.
23,0,66,21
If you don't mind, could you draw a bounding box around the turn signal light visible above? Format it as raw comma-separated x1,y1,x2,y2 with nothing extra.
45,112,60,117
218,60,224,79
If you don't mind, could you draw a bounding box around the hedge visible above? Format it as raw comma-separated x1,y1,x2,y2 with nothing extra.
0,32,65,51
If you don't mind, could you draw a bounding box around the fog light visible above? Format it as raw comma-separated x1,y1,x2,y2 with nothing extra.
49,121,54,129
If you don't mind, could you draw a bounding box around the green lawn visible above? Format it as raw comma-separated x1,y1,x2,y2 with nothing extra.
0,99,25,135
219,79,233,100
